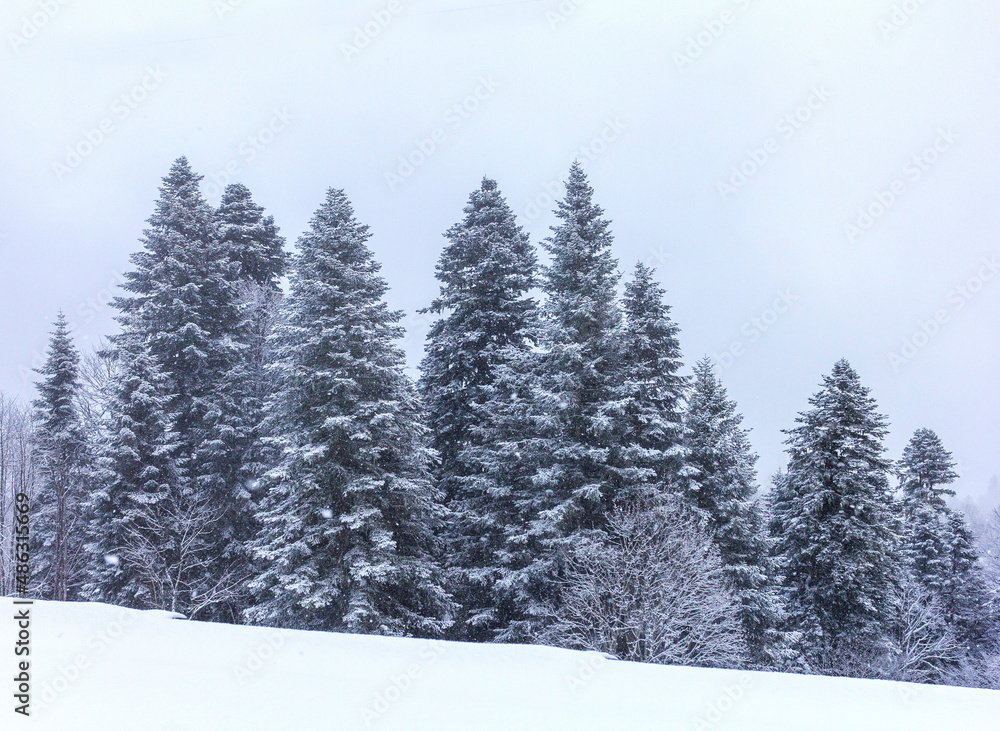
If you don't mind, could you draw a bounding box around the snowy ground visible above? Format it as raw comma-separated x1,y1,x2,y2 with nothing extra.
3,598,998,730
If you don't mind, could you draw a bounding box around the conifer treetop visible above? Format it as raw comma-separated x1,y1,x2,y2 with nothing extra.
33,311,82,430
898,428,959,504
216,182,286,289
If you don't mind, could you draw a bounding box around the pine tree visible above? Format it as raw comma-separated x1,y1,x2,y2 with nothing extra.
111,157,248,619
31,313,87,601
245,188,452,636
685,357,779,667
418,177,538,640
614,262,689,500
773,359,900,672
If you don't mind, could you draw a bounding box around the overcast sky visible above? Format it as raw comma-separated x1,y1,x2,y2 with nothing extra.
2,0,999,500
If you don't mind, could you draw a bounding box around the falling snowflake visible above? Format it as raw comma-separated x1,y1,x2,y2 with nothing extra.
104,554,120,567
320,509,334,519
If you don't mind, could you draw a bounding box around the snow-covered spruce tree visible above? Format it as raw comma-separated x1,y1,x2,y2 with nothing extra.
898,429,990,649
111,157,248,620
942,511,993,651
772,359,900,674
898,429,959,598
685,357,782,668
30,313,88,601
614,262,690,501
216,182,286,290
500,162,623,640
418,177,538,641
84,344,179,609
896,428,993,650
215,182,287,589
245,188,452,636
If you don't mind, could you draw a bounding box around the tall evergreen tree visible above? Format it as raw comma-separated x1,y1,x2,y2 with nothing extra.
419,177,538,640
772,359,900,672
31,313,87,601
898,429,959,600
497,162,623,640
111,157,247,619
897,428,992,649
685,357,780,667
534,161,622,528
84,346,179,609
942,512,993,650
215,182,288,598
245,188,452,636
614,262,689,500
216,182,286,290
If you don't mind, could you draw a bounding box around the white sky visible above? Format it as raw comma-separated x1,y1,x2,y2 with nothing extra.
2,0,999,499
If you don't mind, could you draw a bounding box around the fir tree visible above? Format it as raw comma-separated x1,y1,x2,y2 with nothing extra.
685,357,779,667
897,429,992,649
31,312,87,601
215,181,288,603
773,359,900,672
111,157,248,619
245,188,452,636
898,429,959,600
535,161,622,528
419,177,538,640
500,162,623,640
216,182,286,290
84,345,179,609
614,262,689,500
942,511,993,650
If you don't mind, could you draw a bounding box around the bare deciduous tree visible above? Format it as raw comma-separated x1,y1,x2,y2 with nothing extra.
539,501,747,668
0,394,36,596
878,580,961,683
116,490,249,619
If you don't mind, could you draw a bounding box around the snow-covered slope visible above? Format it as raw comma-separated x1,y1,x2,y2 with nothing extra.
3,598,997,730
